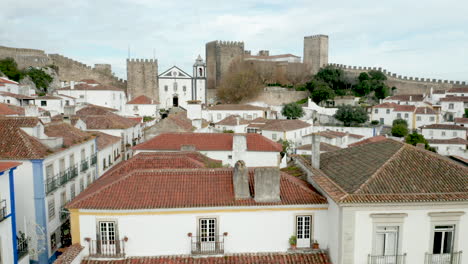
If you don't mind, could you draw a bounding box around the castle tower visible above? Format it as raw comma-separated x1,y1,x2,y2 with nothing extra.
205,40,244,103
126,58,159,101
303,35,329,74
192,55,206,103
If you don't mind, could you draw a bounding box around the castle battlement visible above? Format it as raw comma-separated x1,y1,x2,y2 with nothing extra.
126,58,157,63
328,63,467,86
215,40,244,47
304,34,329,39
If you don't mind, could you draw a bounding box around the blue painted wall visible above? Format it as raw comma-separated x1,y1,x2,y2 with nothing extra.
32,159,49,264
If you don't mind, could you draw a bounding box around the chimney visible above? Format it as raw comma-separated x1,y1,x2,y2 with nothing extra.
311,134,321,169
233,160,250,199
232,134,247,152
424,108,427,114
409,95,412,101
236,116,240,126
254,167,280,203
70,81,75,90
64,105,76,116
24,105,39,117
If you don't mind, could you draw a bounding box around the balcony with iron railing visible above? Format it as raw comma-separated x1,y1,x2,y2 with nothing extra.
190,234,225,255
81,159,89,172
91,154,97,166
425,251,463,264
0,199,6,222
69,165,78,180
45,165,80,195
17,233,29,260
86,238,127,258
368,254,407,264
60,206,69,222
45,174,60,194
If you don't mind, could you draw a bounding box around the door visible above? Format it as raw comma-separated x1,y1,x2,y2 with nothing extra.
199,218,216,253
296,215,311,248
173,96,179,107
99,221,118,255
373,226,399,264
432,225,455,264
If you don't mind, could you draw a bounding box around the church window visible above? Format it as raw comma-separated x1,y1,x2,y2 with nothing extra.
164,85,168,92
173,82,178,91
183,86,187,92
199,68,203,76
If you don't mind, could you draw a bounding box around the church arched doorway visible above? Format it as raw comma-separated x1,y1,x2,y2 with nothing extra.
173,96,179,107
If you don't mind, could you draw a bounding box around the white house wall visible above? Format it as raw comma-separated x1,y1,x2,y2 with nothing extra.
58,90,126,113
77,205,328,256
159,78,193,110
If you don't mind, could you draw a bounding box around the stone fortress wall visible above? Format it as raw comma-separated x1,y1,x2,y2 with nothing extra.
329,63,468,94
0,45,126,90
303,35,329,74
126,58,158,101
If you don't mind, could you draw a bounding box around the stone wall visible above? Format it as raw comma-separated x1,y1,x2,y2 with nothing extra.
329,63,468,95
0,45,126,89
241,87,309,106
303,35,328,74
126,58,158,101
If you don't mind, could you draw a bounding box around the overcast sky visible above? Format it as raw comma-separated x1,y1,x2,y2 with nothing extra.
1,0,467,81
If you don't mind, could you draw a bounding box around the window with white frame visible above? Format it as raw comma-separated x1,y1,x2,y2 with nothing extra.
452,132,457,137
386,109,390,114
417,116,421,121
397,113,401,118
430,116,435,122
374,226,399,256
48,198,55,220
370,213,406,259
272,133,277,140
199,218,216,242
374,109,378,114
449,103,454,110
432,225,455,255
442,131,446,136
404,113,409,118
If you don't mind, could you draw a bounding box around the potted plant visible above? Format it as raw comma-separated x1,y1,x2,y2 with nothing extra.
312,240,319,249
289,235,297,250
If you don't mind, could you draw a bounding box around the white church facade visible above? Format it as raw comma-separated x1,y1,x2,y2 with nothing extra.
158,55,206,110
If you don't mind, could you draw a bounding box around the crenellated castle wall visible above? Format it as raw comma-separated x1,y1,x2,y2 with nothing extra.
329,63,467,94
0,45,126,90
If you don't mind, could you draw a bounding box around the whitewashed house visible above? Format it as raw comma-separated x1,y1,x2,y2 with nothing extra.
34,95,64,116
65,156,329,262
133,132,283,167
421,124,468,140
446,87,468,97
203,104,270,123
303,131,364,148
415,106,439,129
440,96,468,121
214,115,250,133
0,92,35,107
393,105,416,129
125,95,159,118
258,119,313,146
56,80,127,113
294,138,468,264
0,118,98,263
427,138,468,158
455,118,468,127
0,162,30,264
93,132,122,178
370,102,399,126
383,94,427,106
296,142,340,155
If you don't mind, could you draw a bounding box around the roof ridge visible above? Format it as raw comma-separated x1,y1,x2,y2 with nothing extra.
282,173,327,202
353,142,405,194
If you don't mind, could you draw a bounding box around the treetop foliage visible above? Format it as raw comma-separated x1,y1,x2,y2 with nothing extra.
0,57,54,93
281,102,304,119
333,105,368,127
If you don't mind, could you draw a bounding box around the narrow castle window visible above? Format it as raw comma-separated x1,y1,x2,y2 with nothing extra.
199,68,203,76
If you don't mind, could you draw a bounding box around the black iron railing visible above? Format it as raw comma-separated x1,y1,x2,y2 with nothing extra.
425,252,462,264
17,235,29,259
69,165,78,179
368,254,407,264
59,170,69,185
60,206,69,221
88,239,126,258
0,200,6,222
190,235,225,255
45,174,60,194
81,159,89,172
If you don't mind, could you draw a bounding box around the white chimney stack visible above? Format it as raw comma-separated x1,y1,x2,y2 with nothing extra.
254,167,280,203
311,134,321,169
70,81,75,90
233,160,250,199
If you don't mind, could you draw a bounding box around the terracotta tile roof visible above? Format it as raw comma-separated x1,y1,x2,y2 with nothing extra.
81,252,330,264
208,104,268,111
440,96,468,102
433,89,446,94
296,143,341,152
215,115,250,126
167,112,195,131
36,95,62,100
0,161,21,172
306,130,363,139
67,167,326,210
415,107,437,115
0,117,51,159
81,114,139,129
373,102,398,108
76,105,115,116
55,244,84,264
57,94,77,99
0,91,34,100
455,117,468,124
44,122,94,147
0,103,22,116
393,105,416,112
260,120,311,132
447,87,468,93
427,138,468,145
348,135,387,147
385,94,424,102
133,133,282,152
127,95,158,104
0,77,18,84
80,79,100,84
128,116,143,123
420,124,468,131
295,139,468,204
92,131,121,150
57,83,124,92
50,115,83,126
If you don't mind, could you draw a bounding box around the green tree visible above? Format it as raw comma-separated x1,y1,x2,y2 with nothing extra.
0,58,24,81
310,81,335,104
352,70,390,99
358,72,370,82
281,102,304,119
392,119,408,127
405,131,436,152
464,108,468,118
368,70,387,81
391,124,408,137
333,105,368,126
374,82,390,99
25,68,53,93
353,80,372,96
